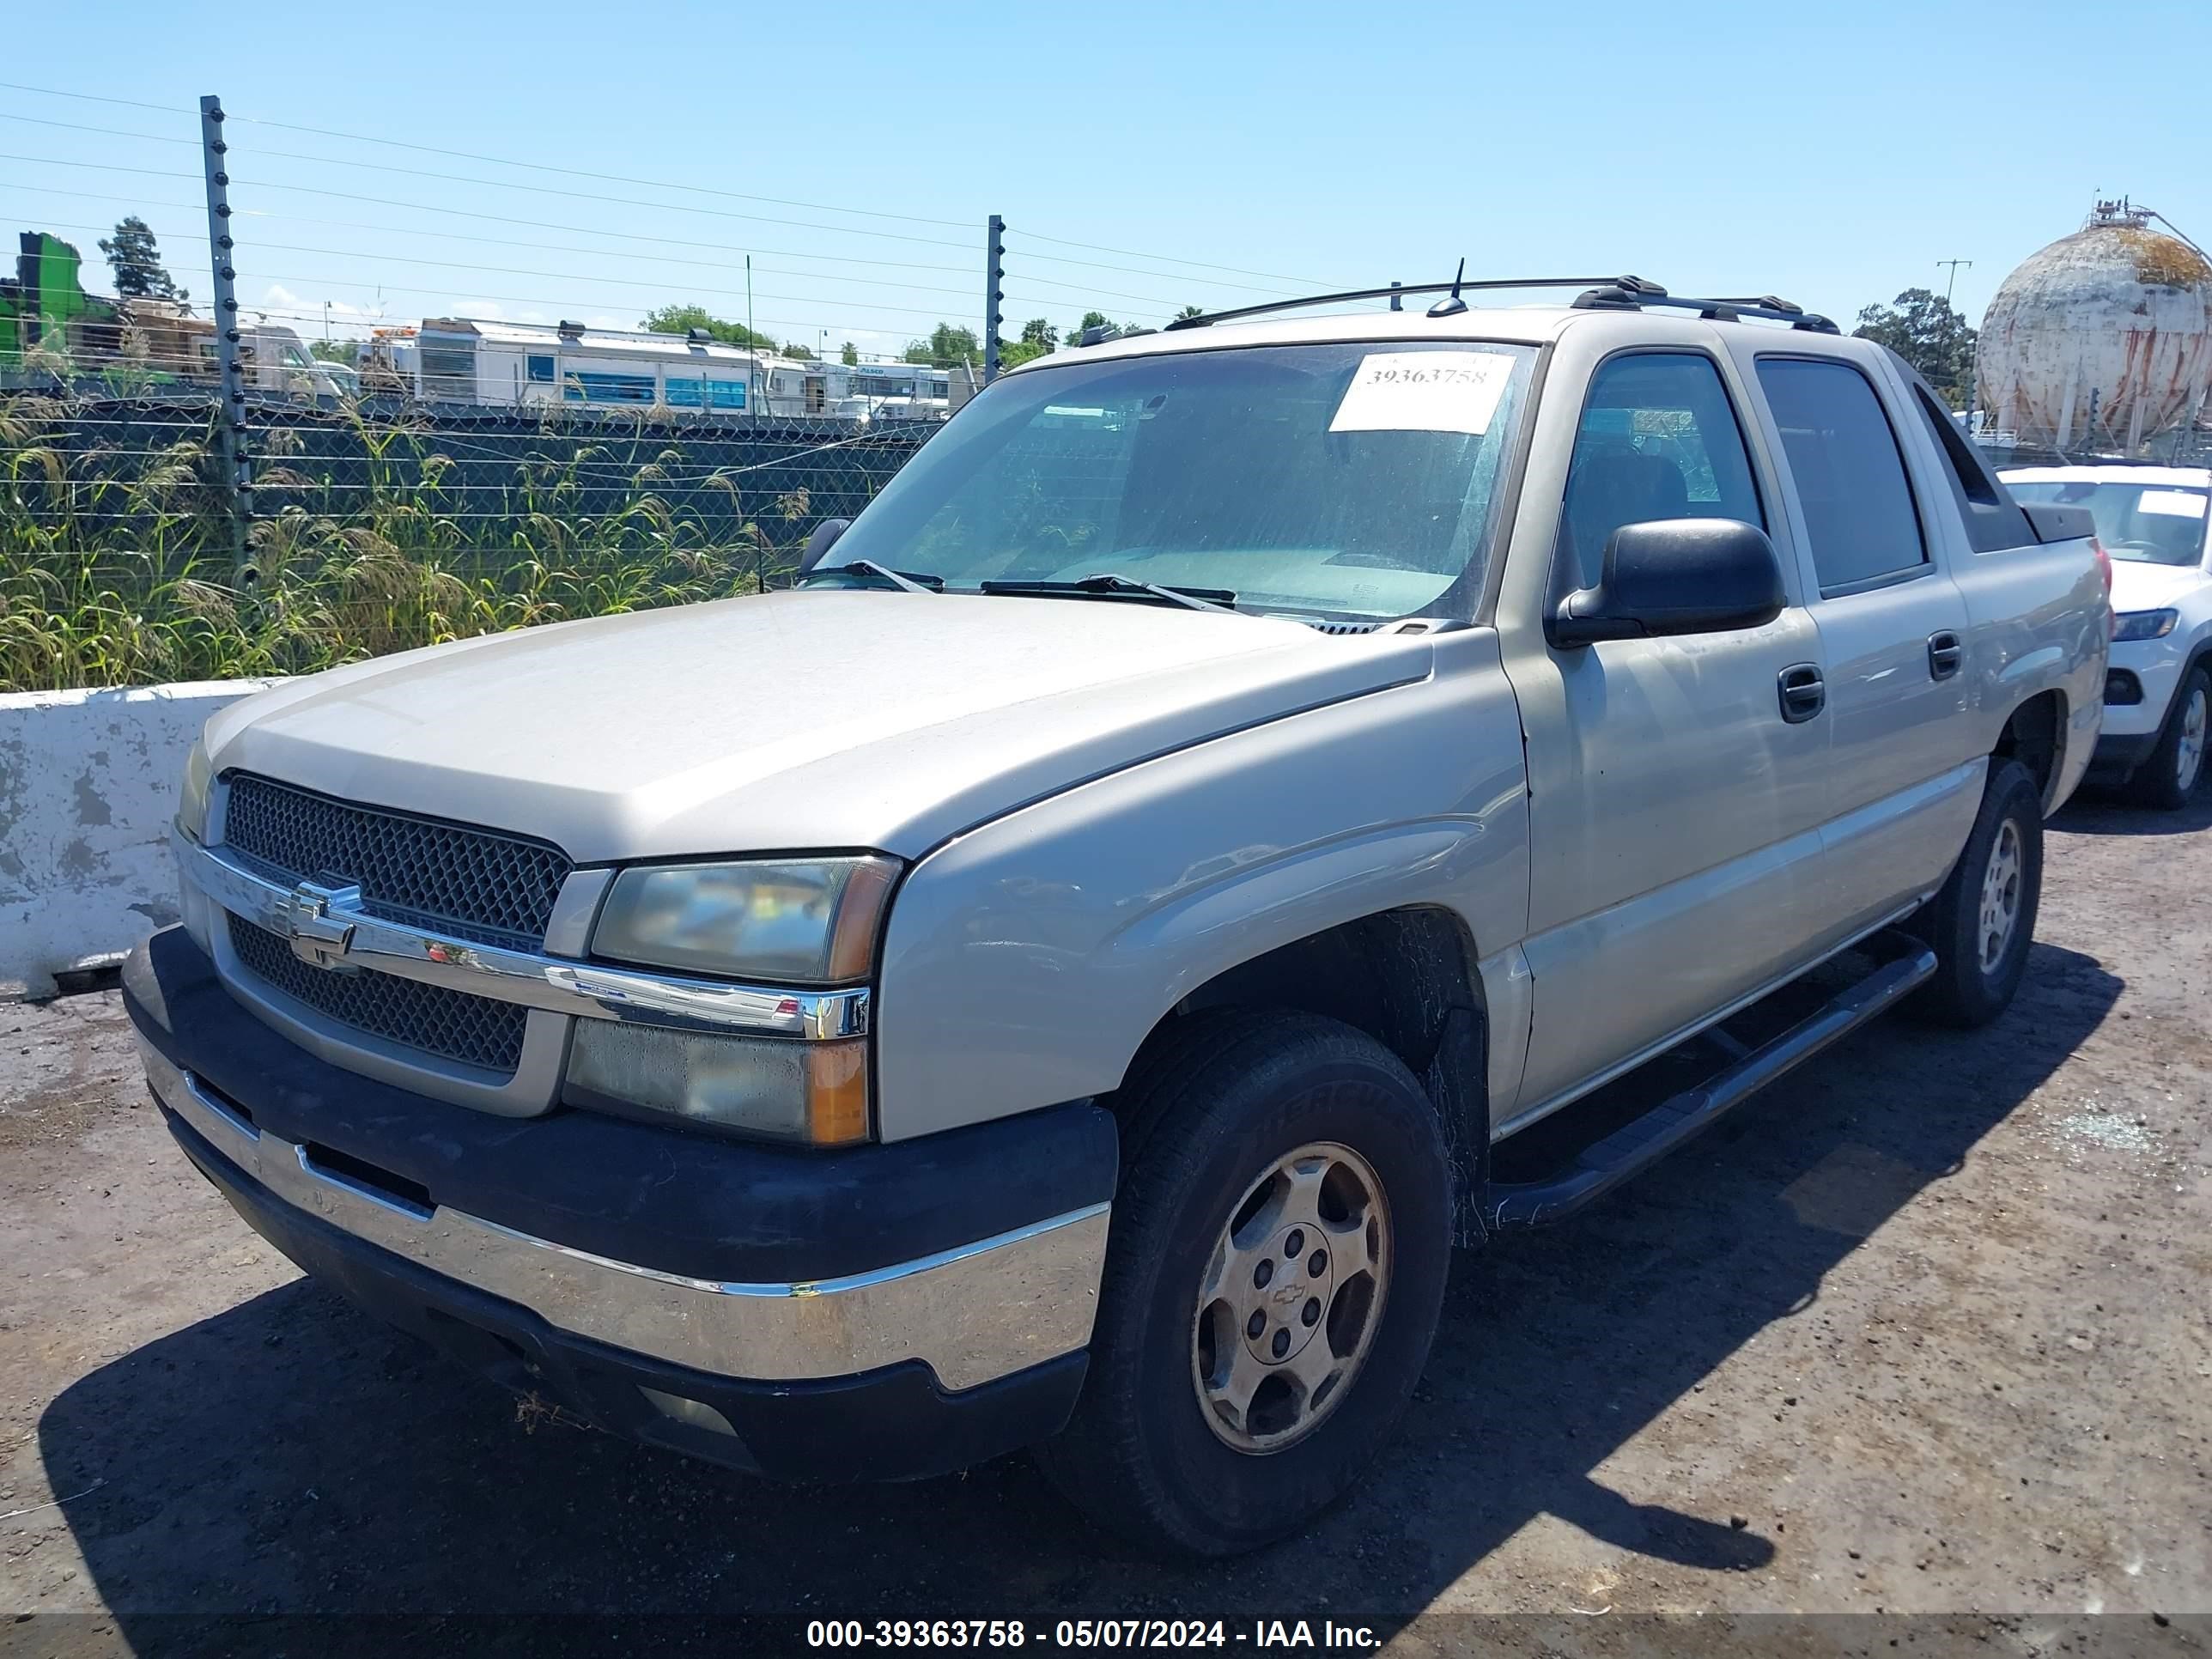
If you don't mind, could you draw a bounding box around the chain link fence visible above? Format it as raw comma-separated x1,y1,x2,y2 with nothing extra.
1,387,929,693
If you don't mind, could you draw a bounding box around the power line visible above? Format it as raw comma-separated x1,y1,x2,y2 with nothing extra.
2,78,1347,302
0,78,977,229
0,111,198,147
1006,227,1341,289
0,82,194,116
230,146,986,252
24,218,988,303
229,116,975,231
0,148,981,251
0,152,200,182
0,179,978,276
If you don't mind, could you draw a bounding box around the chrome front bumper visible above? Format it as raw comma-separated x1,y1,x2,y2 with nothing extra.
143,1038,1109,1393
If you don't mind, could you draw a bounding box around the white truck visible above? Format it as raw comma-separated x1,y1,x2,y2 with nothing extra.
125,275,2107,1556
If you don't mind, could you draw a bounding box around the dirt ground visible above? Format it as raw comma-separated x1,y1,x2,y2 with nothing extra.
2,790,2208,1656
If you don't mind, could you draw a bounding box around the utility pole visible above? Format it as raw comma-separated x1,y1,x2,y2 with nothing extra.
983,215,1004,384
198,93,252,568
745,255,757,415
1937,258,1975,423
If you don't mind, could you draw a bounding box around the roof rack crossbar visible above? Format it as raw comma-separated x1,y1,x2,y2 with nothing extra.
1573,285,1838,334
1160,276,1665,332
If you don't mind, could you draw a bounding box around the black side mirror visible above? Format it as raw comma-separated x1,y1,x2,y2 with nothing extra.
799,518,851,575
1548,518,1785,648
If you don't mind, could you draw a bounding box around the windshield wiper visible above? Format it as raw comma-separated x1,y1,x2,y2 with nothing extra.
977,573,1238,612
808,558,943,593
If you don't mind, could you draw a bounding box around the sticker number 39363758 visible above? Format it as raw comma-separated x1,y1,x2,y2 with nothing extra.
1328,351,1514,438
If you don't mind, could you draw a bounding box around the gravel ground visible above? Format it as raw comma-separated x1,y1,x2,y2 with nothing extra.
2,790,2208,1656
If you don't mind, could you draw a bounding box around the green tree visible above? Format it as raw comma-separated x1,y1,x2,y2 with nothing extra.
99,216,185,302
1852,288,1977,406
308,339,356,364
995,317,1059,370
783,342,815,360
903,321,981,367
841,340,860,366
1173,304,1205,321
640,303,775,349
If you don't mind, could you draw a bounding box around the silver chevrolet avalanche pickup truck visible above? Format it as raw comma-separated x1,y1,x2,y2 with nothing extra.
125,276,2108,1557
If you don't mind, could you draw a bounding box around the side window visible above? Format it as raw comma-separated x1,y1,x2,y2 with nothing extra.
526,354,555,384
1560,352,1763,589
1905,382,2035,554
1756,357,1927,592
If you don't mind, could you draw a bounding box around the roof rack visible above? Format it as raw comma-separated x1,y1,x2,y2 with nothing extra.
1159,275,1666,332
1154,273,1838,336
1571,284,1838,333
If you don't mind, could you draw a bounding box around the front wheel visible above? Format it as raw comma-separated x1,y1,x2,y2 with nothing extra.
1036,1012,1453,1558
1911,757,2044,1028
2130,665,2209,811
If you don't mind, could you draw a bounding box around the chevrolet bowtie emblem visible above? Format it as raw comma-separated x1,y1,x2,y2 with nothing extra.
275,879,361,972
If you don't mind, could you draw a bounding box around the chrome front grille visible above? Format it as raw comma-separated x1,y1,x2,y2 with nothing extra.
222,773,572,946
228,915,530,1074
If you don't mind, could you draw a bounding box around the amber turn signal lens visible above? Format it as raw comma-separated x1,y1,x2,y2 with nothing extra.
805,1041,871,1145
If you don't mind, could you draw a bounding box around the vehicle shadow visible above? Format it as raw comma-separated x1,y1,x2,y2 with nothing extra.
2052,783,2212,837
36,941,2120,1652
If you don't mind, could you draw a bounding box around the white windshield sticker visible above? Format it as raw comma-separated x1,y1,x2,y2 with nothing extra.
1328,351,1512,437
2137,489,2208,520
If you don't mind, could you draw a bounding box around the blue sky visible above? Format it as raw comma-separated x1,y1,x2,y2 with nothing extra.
4,0,2207,356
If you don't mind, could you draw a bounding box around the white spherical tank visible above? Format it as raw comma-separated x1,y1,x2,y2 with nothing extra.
1977,201,2212,453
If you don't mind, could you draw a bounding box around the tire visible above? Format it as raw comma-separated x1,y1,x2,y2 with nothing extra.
2129,666,2209,811
1911,757,2044,1028
1036,1010,1453,1559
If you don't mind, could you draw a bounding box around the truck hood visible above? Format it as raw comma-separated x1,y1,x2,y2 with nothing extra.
2108,558,2210,615
204,590,1435,862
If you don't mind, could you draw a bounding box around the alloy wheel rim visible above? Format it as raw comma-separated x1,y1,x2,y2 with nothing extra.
1190,1140,1389,1455
2178,686,2207,795
1978,819,2022,976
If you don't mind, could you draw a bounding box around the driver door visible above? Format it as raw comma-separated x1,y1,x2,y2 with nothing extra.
1504,349,1834,1117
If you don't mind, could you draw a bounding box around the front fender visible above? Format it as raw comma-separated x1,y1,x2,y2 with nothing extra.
872,631,1531,1142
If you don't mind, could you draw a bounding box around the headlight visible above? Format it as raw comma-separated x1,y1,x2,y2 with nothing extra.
565,1023,869,1145
178,738,213,841
2112,608,2179,642
591,856,897,981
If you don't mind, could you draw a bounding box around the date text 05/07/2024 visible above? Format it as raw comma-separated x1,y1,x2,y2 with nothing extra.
804,1620,1382,1650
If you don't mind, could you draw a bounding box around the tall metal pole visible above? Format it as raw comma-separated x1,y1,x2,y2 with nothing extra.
745,254,757,415
1937,258,1974,420
198,94,252,566
983,214,1004,384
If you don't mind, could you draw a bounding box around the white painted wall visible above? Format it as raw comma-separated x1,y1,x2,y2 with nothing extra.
0,680,280,999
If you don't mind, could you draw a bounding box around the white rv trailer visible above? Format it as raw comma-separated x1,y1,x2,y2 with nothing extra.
411,318,817,415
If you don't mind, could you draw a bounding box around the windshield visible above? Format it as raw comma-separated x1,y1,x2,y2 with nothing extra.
823,341,1539,620
2004,479,2209,566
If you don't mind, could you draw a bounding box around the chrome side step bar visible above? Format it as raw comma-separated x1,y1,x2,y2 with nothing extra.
1486,933,1938,1230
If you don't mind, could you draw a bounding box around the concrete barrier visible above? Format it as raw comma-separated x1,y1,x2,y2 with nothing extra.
1,680,280,1000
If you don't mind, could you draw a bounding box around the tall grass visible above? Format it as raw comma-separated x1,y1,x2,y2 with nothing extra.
0,392,852,694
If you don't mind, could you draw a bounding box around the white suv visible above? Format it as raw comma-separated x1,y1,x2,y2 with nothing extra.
2002,464,2212,807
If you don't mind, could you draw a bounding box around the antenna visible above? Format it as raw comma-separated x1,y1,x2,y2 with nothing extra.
1427,259,1469,318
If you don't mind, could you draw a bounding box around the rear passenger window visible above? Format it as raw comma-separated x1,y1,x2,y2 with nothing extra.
1559,353,1763,588
1906,382,2036,553
1756,358,1926,593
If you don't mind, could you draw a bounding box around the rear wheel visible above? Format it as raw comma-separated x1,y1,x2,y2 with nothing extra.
2130,666,2209,811
1037,1012,1452,1558
1911,758,2044,1028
